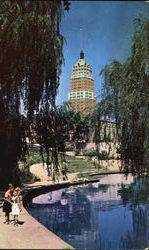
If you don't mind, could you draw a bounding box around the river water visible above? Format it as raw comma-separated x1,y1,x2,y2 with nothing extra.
27,174,149,249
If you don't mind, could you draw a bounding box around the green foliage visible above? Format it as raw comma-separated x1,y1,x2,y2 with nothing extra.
19,167,34,184
100,16,149,174
118,177,149,205
0,0,69,188
25,145,44,166
75,149,81,156
26,153,42,167
84,149,96,157
84,149,111,160
66,156,94,173
33,103,90,170
19,146,42,184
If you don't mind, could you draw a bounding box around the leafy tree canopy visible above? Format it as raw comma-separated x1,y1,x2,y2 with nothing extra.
99,16,149,174
0,0,70,188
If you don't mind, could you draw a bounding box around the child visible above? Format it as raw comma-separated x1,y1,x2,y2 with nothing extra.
3,184,14,224
11,187,22,226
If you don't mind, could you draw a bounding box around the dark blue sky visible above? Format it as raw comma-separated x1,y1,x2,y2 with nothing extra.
56,1,148,105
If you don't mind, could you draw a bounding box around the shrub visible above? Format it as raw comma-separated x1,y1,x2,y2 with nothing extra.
84,149,111,160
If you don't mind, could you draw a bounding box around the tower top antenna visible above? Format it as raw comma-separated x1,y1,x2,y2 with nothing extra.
79,24,83,51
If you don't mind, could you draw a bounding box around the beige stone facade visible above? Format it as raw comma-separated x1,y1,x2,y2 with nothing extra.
68,51,96,116
100,120,117,141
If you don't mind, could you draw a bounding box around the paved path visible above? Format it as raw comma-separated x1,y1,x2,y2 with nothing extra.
30,160,121,183
0,198,73,249
30,163,78,182
0,173,75,249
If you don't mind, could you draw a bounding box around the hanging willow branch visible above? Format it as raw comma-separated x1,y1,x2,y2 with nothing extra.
100,16,149,175
0,0,70,188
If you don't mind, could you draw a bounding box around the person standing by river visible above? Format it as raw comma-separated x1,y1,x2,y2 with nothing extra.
3,184,14,224
11,187,22,226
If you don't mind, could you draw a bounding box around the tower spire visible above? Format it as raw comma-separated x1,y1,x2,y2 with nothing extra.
80,50,84,59
79,24,83,51
79,24,84,59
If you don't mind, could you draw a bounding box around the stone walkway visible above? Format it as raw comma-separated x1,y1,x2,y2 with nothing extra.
0,165,75,250
0,205,73,249
30,163,78,183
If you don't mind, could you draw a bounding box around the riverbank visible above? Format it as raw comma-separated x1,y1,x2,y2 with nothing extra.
0,203,73,249
0,177,100,249
0,179,79,249
29,159,121,182
0,159,121,249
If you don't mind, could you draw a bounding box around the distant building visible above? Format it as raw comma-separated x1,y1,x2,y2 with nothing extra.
100,120,117,142
68,51,96,116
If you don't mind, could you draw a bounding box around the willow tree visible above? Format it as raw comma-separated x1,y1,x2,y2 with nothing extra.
0,0,70,188
33,102,90,178
100,16,149,174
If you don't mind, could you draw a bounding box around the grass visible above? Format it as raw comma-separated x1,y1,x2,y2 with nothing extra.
26,145,43,166
65,156,121,180
65,156,106,181
21,147,102,183
66,156,96,173
25,146,100,174
19,168,34,184
20,145,120,183
19,145,43,184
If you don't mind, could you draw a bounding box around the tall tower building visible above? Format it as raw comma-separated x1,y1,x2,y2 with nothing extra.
68,51,96,116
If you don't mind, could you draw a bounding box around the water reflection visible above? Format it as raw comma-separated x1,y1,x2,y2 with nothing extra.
27,174,149,249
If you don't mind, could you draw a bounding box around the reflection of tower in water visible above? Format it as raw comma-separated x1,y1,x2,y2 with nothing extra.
27,174,149,249
86,174,134,210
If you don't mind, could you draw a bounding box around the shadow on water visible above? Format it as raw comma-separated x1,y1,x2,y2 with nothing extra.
27,174,149,249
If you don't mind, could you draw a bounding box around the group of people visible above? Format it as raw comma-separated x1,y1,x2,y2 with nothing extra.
3,184,22,226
